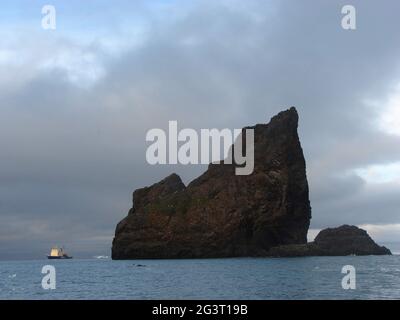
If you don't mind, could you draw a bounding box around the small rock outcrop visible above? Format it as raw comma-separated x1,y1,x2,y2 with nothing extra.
267,225,392,257
112,107,312,259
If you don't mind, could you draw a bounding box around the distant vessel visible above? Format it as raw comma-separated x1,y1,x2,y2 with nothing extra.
47,246,72,259
93,255,109,259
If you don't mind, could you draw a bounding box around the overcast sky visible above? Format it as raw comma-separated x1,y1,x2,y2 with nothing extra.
1,0,400,259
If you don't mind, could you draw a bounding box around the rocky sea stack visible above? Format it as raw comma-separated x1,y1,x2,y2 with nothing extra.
267,225,392,256
112,107,312,259
112,107,391,259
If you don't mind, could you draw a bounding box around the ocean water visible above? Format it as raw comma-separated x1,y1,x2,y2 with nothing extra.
0,256,399,300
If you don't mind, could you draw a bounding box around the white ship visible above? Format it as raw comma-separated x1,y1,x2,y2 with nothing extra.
47,246,72,259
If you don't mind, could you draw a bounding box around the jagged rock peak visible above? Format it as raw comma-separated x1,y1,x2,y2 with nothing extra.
112,107,311,259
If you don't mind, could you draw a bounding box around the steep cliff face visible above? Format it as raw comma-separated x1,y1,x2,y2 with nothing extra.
112,107,311,259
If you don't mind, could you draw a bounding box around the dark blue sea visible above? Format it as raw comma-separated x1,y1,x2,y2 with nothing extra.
1,255,399,299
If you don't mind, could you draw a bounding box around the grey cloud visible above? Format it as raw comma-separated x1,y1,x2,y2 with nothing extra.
1,0,400,258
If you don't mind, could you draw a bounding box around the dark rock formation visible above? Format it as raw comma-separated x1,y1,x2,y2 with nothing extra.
267,225,392,257
112,107,312,259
